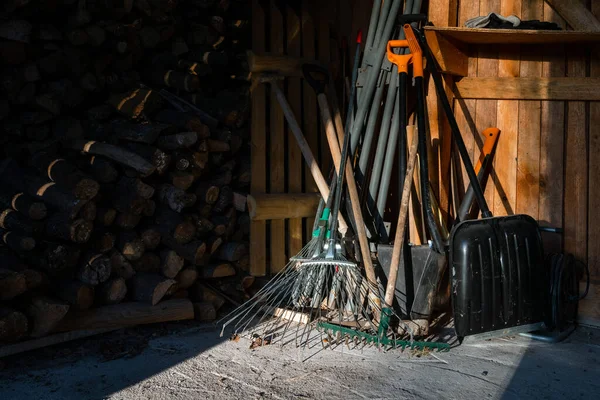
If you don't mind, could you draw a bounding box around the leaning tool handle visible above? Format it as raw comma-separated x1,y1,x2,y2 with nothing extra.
394,24,446,252
458,128,500,221
303,63,381,314
412,25,493,218
384,129,419,307
267,80,349,234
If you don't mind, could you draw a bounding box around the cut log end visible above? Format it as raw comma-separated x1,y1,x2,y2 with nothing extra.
0,307,29,342
193,302,216,322
78,254,112,285
131,274,176,305
75,178,100,201
160,250,184,279
29,202,48,220
27,296,70,338
97,277,127,305
176,267,198,290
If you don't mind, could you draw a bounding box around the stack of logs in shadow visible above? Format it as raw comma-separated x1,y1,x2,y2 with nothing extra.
0,0,254,344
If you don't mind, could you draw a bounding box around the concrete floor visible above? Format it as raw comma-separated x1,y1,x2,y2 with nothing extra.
0,322,598,400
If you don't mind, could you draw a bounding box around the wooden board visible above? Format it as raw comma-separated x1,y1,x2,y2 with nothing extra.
317,7,332,176
302,5,319,239
544,0,600,31
515,0,543,219
578,282,600,328
589,2,600,278
564,47,588,263
423,26,600,44
269,0,286,274
474,0,499,213
454,77,600,100
287,6,304,258
452,0,479,210
250,0,267,276
247,193,320,220
539,4,566,252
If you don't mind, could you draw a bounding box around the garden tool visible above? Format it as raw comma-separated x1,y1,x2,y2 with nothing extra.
257,74,348,235
375,25,447,336
302,63,382,324
413,24,547,339
457,127,500,222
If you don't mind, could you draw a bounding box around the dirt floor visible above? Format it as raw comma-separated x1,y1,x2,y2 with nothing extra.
1,321,599,400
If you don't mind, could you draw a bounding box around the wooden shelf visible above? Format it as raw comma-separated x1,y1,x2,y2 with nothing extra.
424,26,600,44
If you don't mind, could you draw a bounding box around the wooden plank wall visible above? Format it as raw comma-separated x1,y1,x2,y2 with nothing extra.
249,0,366,276
431,0,599,324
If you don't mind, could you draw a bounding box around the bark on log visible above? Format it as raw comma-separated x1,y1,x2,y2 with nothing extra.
27,296,70,337
0,189,47,220
109,250,135,280
140,226,161,250
79,200,97,221
0,268,27,300
87,156,119,183
21,242,81,278
65,140,156,177
162,236,206,265
92,231,116,253
77,253,111,285
56,281,95,310
0,307,28,342
194,216,215,236
157,184,196,212
96,207,117,227
217,242,248,262
154,110,211,138
160,249,184,279
0,209,36,235
96,277,127,305
115,212,142,230
132,252,161,273
55,299,193,332
108,120,175,144
125,143,171,175
156,132,198,151
130,273,175,305
31,151,99,200
190,283,225,311
212,185,232,213
193,302,216,321
170,171,196,190
0,158,86,218
117,231,145,261
154,206,196,244
207,139,230,152
45,213,93,244
0,229,36,251
143,199,156,217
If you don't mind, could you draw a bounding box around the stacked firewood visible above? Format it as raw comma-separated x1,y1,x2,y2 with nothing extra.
0,0,254,344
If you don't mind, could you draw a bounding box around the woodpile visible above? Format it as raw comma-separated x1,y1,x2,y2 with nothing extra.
0,0,252,346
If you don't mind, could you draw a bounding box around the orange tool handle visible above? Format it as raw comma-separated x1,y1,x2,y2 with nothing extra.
385,25,424,77
475,127,500,174
386,40,412,74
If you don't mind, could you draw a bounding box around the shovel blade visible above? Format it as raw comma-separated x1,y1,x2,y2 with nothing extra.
450,214,547,338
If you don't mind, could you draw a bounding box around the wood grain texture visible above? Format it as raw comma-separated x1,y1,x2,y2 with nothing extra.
287,6,304,258
453,0,480,207
423,26,600,43
248,193,320,220
302,5,319,239
539,3,566,252
589,1,600,278
455,77,600,100
250,0,267,276
545,0,600,31
564,47,588,262
516,1,543,219
269,0,286,273
317,7,332,176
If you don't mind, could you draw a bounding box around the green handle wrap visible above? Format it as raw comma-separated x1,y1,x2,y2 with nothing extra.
312,208,331,238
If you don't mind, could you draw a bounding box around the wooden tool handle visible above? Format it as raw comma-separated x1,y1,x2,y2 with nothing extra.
269,83,348,234
384,129,419,306
317,93,379,311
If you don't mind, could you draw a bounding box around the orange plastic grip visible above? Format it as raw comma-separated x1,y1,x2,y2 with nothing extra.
403,24,423,77
386,40,412,74
474,127,500,174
